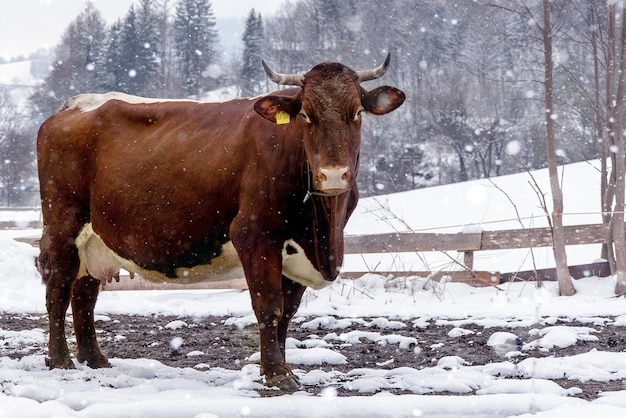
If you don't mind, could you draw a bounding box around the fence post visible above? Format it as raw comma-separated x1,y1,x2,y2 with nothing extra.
459,226,482,271
463,251,474,270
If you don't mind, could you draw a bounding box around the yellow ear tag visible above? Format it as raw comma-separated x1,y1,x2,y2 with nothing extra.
275,111,290,125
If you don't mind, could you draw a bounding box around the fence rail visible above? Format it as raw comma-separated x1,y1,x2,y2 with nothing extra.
344,224,607,254
342,223,610,284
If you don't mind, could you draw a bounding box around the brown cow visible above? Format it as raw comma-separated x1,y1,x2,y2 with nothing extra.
36,54,405,390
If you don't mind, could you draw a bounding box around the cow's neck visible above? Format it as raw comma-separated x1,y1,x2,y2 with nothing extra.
308,192,351,281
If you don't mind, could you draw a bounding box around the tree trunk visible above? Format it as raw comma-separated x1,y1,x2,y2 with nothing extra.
604,1,619,273
591,0,615,266
612,2,626,296
542,0,575,296
452,143,468,182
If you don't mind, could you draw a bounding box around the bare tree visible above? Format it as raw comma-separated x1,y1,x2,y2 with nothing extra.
582,0,626,295
479,0,576,295
154,0,178,97
538,0,576,296
0,91,36,206
610,2,626,295
586,1,616,268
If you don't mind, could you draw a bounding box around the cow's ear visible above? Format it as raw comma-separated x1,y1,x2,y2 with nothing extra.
254,96,300,124
362,86,406,115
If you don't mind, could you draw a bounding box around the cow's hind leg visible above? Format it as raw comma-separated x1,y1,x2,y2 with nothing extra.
72,275,109,368
39,228,80,369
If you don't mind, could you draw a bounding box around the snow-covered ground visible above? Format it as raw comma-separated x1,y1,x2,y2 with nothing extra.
0,60,39,87
1,160,626,417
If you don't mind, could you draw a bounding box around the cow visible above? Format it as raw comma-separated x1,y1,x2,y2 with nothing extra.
36,54,405,390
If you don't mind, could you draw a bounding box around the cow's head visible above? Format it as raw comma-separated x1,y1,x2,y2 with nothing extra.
254,54,405,195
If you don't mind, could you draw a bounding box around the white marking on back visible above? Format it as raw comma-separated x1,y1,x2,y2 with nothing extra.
64,90,270,113
64,92,201,113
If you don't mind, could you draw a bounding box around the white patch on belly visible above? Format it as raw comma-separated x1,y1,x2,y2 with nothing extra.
281,239,329,290
75,223,243,284
75,224,330,289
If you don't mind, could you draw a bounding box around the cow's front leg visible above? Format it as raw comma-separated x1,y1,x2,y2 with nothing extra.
231,241,297,390
249,271,300,391
278,275,306,363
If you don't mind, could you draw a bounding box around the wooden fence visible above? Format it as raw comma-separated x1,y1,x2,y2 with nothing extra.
14,223,612,290
341,223,610,285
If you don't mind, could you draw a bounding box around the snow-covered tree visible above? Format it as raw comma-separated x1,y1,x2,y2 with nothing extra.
117,6,142,92
241,9,265,97
0,91,36,206
105,2,160,96
135,0,162,96
174,0,219,96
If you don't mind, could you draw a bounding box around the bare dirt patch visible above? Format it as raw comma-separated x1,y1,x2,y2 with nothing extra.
1,313,624,398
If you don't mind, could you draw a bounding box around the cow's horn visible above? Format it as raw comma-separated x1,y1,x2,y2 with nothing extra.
262,60,305,87
356,53,391,82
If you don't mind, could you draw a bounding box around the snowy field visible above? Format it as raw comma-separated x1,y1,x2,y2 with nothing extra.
344,159,605,274
1,160,626,417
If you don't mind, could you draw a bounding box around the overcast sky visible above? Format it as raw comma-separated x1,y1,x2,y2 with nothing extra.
0,0,283,60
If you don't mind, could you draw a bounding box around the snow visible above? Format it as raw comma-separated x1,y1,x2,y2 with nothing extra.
344,159,604,274
0,209,40,223
2,160,626,416
0,60,39,87
523,325,599,350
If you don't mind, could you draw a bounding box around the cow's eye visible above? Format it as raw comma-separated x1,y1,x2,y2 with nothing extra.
299,112,310,123
355,108,365,120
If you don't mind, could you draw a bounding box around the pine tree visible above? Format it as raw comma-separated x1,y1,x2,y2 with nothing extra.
174,0,219,97
135,0,162,96
101,2,160,96
109,3,161,96
118,6,142,93
102,20,124,91
30,2,107,116
241,9,264,97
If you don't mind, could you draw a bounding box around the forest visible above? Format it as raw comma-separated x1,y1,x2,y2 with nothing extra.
0,0,619,199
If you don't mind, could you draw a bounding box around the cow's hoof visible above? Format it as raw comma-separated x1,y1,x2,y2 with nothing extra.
265,374,300,392
85,358,112,369
45,356,75,369
77,352,111,369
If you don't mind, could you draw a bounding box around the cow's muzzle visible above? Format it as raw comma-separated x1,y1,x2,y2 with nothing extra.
316,166,352,193
303,164,353,203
